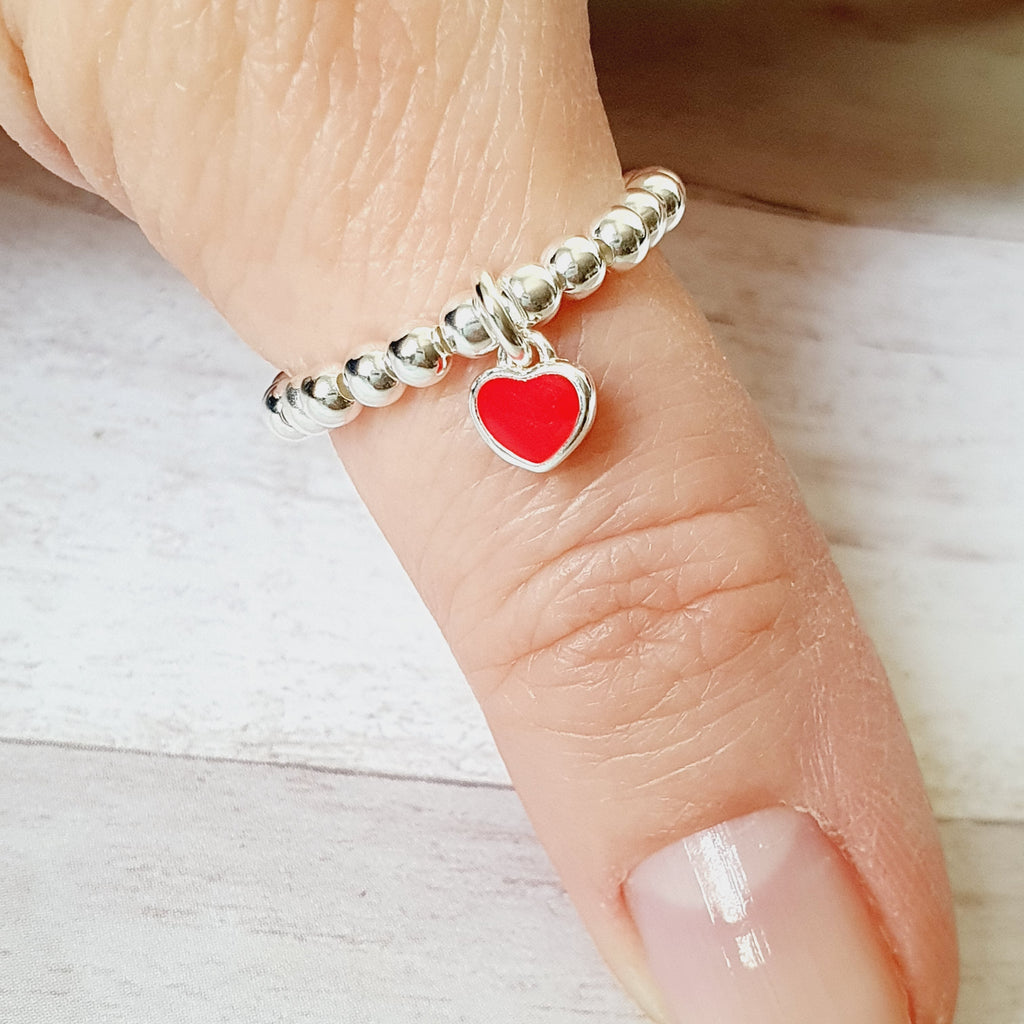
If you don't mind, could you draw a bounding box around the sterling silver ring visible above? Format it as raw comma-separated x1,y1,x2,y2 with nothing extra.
263,167,686,473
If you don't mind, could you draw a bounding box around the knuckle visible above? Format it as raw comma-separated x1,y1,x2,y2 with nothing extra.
473,502,799,748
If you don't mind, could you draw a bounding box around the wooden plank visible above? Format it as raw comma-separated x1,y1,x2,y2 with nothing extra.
1,139,1022,818
0,742,643,1024
592,0,1024,239
0,742,1019,1024
942,817,1024,1024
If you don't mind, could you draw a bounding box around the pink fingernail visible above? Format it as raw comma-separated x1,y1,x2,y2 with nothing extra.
625,807,910,1024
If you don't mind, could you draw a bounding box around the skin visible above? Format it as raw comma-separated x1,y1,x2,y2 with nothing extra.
0,2,958,1021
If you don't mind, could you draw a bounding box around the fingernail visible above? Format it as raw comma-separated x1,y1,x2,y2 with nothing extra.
625,807,910,1024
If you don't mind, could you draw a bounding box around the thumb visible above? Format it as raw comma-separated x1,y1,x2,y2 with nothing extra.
0,2,958,1022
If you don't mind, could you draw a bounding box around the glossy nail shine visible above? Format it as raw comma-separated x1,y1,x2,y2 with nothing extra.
625,807,911,1024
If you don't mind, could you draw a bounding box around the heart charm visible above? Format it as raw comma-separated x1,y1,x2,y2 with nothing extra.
470,358,596,472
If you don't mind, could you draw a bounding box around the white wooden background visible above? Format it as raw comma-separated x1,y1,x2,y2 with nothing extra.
1,4,1023,1017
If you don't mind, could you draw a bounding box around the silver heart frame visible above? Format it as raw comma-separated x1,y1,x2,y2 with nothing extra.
469,358,597,473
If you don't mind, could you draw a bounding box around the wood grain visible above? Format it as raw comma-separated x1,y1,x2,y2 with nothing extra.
0,742,643,1024
0,741,1019,1024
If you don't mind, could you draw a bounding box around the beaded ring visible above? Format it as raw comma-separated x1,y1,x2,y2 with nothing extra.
263,167,685,473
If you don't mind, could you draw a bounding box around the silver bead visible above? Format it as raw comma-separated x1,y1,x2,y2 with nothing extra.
439,297,496,358
386,326,452,388
263,374,306,440
342,349,406,408
283,378,327,434
591,205,650,270
499,263,562,327
625,167,685,232
545,235,606,299
267,413,305,441
622,187,667,247
299,368,361,428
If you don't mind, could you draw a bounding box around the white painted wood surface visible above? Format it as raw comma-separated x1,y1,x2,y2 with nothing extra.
0,744,1019,1024
1,5,1023,1008
0,743,644,1024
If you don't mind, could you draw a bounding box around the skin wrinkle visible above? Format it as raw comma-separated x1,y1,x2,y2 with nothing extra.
480,562,794,739
654,669,785,756
389,90,459,282
622,709,767,796
0,11,87,186
540,616,785,751
793,630,951,1023
197,34,252,288
404,383,543,611
509,709,793,879
392,6,501,285
395,13,504,279
260,8,326,163
486,505,785,667
122,1,244,245
442,429,761,637
559,579,787,721
209,43,280,295
307,8,516,352
490,4,595,258
115,2,174,227
349,4,607,358
352,18,415,192
433,6,513,269
501,5,542,245
294,12,397,276
403,412,480,589
532,516,770,651
552,438,755,546
19,2,123,202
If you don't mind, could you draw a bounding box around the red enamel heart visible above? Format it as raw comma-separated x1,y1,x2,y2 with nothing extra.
473,368,585,467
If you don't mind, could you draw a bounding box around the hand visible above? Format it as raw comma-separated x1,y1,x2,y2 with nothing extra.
0,3,958,1022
